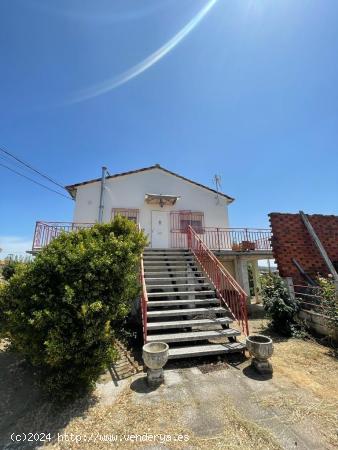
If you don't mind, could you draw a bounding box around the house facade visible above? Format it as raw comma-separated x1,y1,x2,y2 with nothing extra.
32,164,273,300
68,164,232,249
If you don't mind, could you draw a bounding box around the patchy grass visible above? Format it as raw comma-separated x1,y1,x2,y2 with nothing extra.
272,338,338,400
257,391,337,447
45,385,282,450
0,339,281,450
268,338,338,447
42,333,338,449
246,311,338,448
1,311,337,450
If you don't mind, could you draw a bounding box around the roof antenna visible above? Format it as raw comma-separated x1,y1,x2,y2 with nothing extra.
213,174,222,204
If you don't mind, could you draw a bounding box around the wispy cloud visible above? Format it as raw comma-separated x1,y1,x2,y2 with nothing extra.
66,0,218,104
0,236,32,257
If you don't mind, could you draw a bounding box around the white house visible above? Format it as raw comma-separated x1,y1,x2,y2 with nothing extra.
67,164,232,248
32,164,273,298
30,164,277,358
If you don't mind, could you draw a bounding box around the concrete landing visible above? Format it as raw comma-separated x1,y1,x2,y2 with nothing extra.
130,363,331,450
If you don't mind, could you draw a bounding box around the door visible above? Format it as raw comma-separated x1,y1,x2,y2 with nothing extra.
151,211,169,248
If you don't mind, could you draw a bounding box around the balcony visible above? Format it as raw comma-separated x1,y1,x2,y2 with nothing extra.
32,221,272,253
171,227,272,252
32,222,94,251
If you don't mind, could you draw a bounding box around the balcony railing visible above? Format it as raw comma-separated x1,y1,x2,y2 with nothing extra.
32,221,94,251
171,227,272,252
32,222,272,253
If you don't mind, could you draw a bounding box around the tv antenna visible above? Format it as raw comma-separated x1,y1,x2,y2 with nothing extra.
213,174,222,204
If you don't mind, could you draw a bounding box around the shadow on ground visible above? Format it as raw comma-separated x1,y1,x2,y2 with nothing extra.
0,346,97,449
129,376,159,394
242,364,273,381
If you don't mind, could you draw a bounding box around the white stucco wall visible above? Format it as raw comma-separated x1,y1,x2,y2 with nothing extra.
72,168,231,247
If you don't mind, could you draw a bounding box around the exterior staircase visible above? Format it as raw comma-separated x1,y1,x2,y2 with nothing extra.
141,248,247,360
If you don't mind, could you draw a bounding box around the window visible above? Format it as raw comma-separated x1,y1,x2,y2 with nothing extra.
112,208,139,224
171,211,204,234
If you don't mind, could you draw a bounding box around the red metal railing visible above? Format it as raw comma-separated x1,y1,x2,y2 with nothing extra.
32,221,94,250
187,226,249,335
140,254,148,343
172,227,271,251
33,221,272,254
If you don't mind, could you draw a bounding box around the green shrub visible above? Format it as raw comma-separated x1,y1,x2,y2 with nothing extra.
317,276,338,339
0,217,147,399
1,260,25,280
261,273,300,336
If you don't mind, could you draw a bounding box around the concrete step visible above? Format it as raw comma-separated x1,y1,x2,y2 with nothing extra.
146,276,207,282
146,283,211,289
144,256,193,260
168,342,246,359
147,306,227,318
144,261,195,266
144,255,192,258
147,290,215,298
144,265,199,271
147,328,240,343
144,248,189,252
145,271,204,277
144,249,189,253
147,298,219,307
147,317,232,330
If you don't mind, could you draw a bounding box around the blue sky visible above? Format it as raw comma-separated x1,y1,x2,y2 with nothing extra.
0,0,338,256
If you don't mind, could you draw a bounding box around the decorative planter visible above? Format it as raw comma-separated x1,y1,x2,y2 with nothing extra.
240,241,256,251
246,335,273,374
231,243,241,251
142,342,169,386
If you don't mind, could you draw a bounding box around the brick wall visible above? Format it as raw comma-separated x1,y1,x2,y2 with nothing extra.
269,213,338,285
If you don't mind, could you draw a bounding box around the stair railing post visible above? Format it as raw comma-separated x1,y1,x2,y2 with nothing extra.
187,226,192,250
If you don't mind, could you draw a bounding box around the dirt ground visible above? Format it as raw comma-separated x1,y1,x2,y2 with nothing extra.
0,312,337,450
248,312,338,448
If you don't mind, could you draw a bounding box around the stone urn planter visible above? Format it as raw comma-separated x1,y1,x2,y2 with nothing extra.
246,335,273,374
142,342,169,386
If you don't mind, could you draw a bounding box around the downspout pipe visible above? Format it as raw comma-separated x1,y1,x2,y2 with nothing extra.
98,166,107,224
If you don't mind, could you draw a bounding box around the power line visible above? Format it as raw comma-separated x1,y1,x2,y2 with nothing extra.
0,153,60,187
0,153,38,175
0,145,66,190
0,162,73,200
